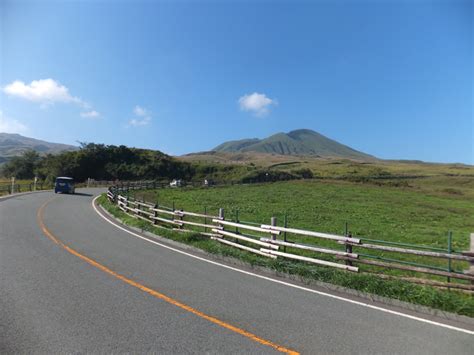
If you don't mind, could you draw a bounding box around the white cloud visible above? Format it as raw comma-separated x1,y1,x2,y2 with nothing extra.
128,116,151,127
238,92,277,117
2,78,100,117
0,110,28,134
127,105,152,127
133,105,149,117
80,110,100,118
3,79,84,106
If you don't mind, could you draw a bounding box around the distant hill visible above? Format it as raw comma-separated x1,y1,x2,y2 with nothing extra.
213,129,375,160
0,133,78,163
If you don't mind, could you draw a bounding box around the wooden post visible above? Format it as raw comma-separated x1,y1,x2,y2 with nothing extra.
345,222,353,267
219,208,225,220
271,217,277,241
447,231,452,283
465,233,474,285
153,204,158,225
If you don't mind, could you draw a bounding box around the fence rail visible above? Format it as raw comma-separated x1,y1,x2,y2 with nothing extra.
106,183,474,291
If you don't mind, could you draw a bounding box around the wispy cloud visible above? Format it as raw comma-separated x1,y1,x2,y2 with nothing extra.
128,105,152,127
238,92,277,117
80,110,100,119
2,78,100,117
133,105,150,117
0,110,28,134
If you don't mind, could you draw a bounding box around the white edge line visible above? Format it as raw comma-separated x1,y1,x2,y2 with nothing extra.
91,195,474,336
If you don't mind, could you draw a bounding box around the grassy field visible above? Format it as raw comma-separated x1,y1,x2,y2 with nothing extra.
131,176,474,282
135,178,473,246
180,151,474,179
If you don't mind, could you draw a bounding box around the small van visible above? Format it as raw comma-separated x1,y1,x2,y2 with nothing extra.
170,179,182,187
54,177,75,194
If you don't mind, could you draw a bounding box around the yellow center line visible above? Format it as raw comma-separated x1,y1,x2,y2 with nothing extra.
37,198,299,355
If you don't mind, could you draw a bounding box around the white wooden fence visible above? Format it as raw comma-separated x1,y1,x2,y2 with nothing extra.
106,186,474,291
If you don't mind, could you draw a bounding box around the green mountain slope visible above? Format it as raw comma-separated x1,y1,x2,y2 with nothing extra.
213,138,260,152
0,133,78,163
213,129,375,160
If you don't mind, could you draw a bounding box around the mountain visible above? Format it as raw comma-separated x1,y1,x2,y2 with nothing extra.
212,129,375,160
0,133,78,163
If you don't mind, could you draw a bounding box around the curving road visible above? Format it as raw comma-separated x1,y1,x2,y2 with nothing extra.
1,188,473,354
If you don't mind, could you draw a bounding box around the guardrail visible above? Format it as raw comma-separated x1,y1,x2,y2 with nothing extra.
106,184,474,291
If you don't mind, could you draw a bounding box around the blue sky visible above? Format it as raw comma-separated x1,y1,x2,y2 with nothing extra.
0,0,472,163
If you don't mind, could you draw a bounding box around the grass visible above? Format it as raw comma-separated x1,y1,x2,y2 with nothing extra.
179,151,474,179
127,177,474,286
0,179,51,196
134,178,473,251
98,182,474,317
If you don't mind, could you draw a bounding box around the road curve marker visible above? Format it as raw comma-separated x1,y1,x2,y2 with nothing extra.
37,198,299,354
92,195,474,336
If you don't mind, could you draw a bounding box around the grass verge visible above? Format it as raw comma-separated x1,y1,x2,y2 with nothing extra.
98,194,474,317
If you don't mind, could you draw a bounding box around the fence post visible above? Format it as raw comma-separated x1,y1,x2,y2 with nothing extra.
11,177,15,194
153,204,158,225
447,231,452,283
464,233,474,285
219,208,225,220
345,222,353,267
136,197,141,218
179,208,184,229
235,209,239,232
172,201,175,224
204,206,208,233
271,216,277,241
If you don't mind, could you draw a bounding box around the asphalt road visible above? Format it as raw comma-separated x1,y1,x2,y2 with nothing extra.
1,188,473,354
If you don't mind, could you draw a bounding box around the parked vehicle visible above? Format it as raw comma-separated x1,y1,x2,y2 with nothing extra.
170,179,182,187
203,179,214,187
54,177,75,194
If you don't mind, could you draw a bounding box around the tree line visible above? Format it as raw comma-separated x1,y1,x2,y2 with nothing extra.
0,143,194,182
